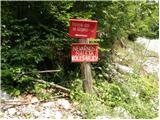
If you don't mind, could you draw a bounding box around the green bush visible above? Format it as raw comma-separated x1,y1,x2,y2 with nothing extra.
70,72,158,119
1,15,78,96
1,1,159,118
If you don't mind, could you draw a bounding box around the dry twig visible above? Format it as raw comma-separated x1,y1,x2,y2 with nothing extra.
33,79,70,93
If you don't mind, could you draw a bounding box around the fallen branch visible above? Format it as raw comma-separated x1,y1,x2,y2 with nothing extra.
34,79,70,93
4,100,27,102
4,102,29,105
120,39,127,48
16,70,61,78
29,70,61,74
1,99,45,111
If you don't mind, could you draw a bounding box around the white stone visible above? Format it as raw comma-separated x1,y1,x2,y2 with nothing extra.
8,108,16,116
4,111,11,119
115,63,134,74
96,115,110,120
114,107,131,118
0,111,4,118
75,116,81,119
67,115,74,119
54,111,62,119
25,104,37,115
114,106,125,113
143,57,158,73
0,90,11,100
42,108,53,118
77,110,81,115
31,97,39,103
42,102,55,108
33,111,41,117
16,111,21,115
57,99,71,110
136,37,159,74
127,48,134,54
130,92,139,97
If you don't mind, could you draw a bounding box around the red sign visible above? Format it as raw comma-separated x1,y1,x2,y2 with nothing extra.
71,43,98,62
69,19,97,38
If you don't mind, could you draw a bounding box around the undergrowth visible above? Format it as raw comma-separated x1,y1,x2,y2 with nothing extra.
69,40,159,119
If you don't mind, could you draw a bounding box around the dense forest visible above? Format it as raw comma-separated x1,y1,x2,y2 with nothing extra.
1,1,159,119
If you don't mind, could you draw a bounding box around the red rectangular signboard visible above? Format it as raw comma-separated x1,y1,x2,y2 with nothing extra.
71,43,99,62
69,19,97,39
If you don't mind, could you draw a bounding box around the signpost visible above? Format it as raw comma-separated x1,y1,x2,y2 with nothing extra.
71,43,98,62
69,19,97,38
69,19,98,93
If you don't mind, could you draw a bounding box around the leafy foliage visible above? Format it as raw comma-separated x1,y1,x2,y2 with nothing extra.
1,1,159,119
1,10,78,96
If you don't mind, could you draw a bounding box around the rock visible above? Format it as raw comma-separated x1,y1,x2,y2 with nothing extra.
114,106,125,113
1,95,80,119
67,115,74,119
136,37,158,74
0,111,4,118
8,108,16,116
96,115,110,119
21,106,28,115
41,108,54,118
42,102,55,108
31,97,39,103
127,48,134,54
16,111,21,116
3,111,8,118
150,97,159,111
76,110,82,116
114,106,132,118
115,63,134,74
54,111,62,119
25,104,36,114
33,111,41,117
142,57,158,73
130,92,139,97
57,99,71,110
0,90,11,100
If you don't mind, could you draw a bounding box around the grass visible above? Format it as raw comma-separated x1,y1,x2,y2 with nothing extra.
113,39,158,75
70,39,159,119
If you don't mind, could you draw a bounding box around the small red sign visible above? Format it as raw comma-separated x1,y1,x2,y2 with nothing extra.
71,43,98,62
69,19,97,38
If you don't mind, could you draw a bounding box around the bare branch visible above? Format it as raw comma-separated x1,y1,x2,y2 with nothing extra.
33,79,70,93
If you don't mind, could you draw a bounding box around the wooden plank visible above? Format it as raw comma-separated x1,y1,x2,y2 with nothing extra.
79,39,93,93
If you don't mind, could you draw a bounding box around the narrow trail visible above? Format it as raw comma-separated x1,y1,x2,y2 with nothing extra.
136,37,159,74
136,37,159,53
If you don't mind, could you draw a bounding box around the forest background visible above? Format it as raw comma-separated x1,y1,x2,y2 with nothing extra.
1,1,159,119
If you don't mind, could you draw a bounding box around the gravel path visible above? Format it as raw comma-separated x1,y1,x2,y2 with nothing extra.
136,37,159,53
136,37,159,74
0,94,82,119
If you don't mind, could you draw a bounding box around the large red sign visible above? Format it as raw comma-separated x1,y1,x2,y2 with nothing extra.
71,43,98,62
69,19,97,39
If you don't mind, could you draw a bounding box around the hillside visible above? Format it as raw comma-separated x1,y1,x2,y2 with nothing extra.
1,1,159,119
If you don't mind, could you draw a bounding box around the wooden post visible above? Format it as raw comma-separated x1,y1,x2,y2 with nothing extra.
79,39,93,93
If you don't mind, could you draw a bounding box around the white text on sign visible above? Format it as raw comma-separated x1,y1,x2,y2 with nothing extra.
71,44,98,62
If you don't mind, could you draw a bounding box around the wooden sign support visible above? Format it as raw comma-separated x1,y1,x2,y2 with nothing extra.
69,19,98,94
79,39,93,93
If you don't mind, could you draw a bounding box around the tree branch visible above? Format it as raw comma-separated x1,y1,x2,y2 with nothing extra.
33,79,70,93
16,70,61,78
30,70,61,74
